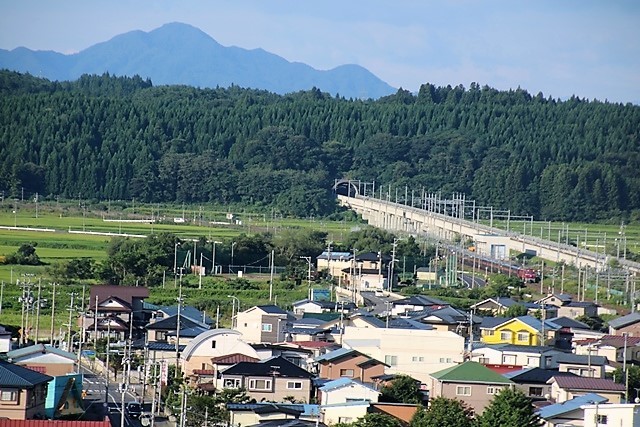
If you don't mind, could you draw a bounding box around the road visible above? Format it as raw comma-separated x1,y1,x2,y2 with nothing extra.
459,273,487,288
80,364,145,427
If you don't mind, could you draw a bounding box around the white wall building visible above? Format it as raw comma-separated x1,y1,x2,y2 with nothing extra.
342,326,464,384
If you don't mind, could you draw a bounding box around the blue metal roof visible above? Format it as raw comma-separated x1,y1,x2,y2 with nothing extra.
537,393,608,419
0,360,53,387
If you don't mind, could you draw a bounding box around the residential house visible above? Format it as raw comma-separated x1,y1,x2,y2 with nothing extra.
537,293,574,308
6,344,76,377
547,316,592,350
548,376,625,403
470,297,519,316
479,315,561,347
292,299,355,316
191,353,260,393
151,305,213,326
608,312,640,336
180,329,259,378
470,343,564,369
582,403,640,427
574,334,640,367
227,402,322,427
320,401,370,425
535,293,598,319
408,306,480,336
235,305,293,344
284,318,333,343
146,314,209,345
558,302,598,319
315,348,387,383
219,356,314,403
0,360,52,419
0,325,12,353
338,252,392,292
251,343,315,372
536,393,608,427
429,361,514,415
317,377,379,405
316,251,352,279
504,367,579,401
554,353,608,378
84,285,149,340
342,325,465,384
390,295,449,316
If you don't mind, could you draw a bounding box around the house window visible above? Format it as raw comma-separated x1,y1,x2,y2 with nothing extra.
517,332,529,342
211,340,216,349
412,356,424,362
223,378,241,388
529,387,543,397
261,323,272,332
248,379,272,391
0,390,18,401
340,369,354,377
439,357,453,363
596,414,608,424
502,355,517,364
478,357,490,364
456,386,471,396
287,381,303,389
385,355,398,366
155,331,166,341
527,357,538,367
487,386,499,394
500,331,512,340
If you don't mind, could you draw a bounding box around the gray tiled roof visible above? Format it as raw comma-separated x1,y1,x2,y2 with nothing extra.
608,312,640,329
0,360,53,387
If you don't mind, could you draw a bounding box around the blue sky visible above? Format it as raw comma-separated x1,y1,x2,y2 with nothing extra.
1,0,638,103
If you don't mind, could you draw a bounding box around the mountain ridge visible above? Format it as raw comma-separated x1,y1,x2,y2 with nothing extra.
0,22,396,99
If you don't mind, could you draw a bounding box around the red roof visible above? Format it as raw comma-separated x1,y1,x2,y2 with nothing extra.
289,341,337,349
483,364,524,374
0,418,111,427
89,285,149,310
575,334,640,348
211,353,259,364
192,369,216,376
550,375,626,391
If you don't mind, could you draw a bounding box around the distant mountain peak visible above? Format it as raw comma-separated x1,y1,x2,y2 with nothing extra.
0,23,396,99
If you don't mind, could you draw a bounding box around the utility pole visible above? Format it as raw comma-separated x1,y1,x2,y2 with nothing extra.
175,284,183,379
67,292,77,351
269,250,275,301
50,283,57,345
198,252,204,289
300,256,312,300
35,279,42,343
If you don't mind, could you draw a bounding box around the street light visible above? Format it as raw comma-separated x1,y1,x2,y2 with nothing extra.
300,256,313,300
227,295,240,329
231,242,237,273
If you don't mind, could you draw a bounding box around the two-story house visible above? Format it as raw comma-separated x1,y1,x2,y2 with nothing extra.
6,344,76,377
574,334,640,367
0,360,52,420
180,329,259,379
547,376,625,403
480,315,561,346
536,293,598,319
504,367,579,401
292,299,356,316
390,295,449,316
429,361,514,415
85,285,149,341
234,305,294,344
608,312,640,336
470,343,564,369
219,356,314,403
317,377,380,405
338,252,393,292
315,348,387,383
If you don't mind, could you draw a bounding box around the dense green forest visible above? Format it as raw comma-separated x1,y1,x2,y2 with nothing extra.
1,70,639,221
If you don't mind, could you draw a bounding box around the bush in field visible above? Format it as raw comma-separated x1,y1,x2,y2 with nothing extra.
4,242,42,265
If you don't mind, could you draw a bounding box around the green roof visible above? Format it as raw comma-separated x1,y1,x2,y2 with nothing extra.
302,312,340,322
430,361,514,385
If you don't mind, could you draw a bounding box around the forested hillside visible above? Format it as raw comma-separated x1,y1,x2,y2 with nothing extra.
1,70,639,221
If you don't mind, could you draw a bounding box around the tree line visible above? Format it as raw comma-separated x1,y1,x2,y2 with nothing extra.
1,70,639,221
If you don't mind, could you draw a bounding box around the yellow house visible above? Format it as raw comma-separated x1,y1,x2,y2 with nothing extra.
480,316,560,346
